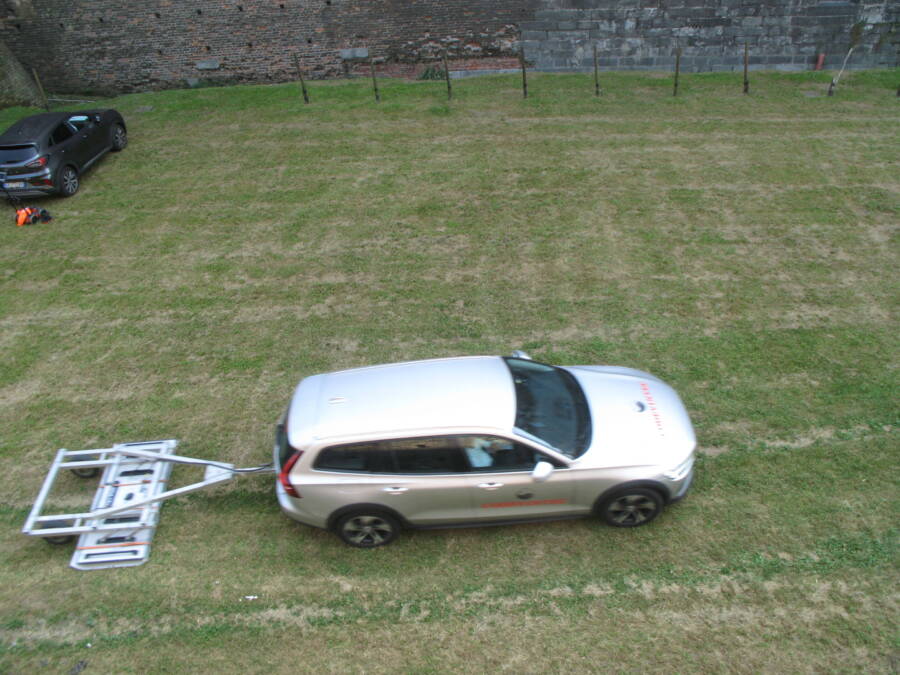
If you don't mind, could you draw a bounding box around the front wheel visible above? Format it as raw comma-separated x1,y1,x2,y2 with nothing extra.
110,123,127,151
335,510,399,548
599,488,663,528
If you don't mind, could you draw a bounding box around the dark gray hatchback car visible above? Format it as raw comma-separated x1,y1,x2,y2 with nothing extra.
0,109,127,198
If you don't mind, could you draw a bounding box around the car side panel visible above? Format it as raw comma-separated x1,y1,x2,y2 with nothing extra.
295,471,476,527
465,469,584,521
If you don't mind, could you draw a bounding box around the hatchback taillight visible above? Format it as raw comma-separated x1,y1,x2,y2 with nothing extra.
279,451,303,498
24,156,48,169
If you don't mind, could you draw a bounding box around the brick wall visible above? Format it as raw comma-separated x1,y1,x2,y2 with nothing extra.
0,0,896,96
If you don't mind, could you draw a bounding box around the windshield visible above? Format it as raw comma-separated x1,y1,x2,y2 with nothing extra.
504,357,592,458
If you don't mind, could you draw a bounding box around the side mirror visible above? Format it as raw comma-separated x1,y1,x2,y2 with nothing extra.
511,350,532,360
531,461,554,483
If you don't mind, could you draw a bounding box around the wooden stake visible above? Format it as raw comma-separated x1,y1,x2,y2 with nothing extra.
673,48,681,97
370,57,380,103
743,43,749,94
32,68,50,111
293,54,310,104
519,45,528,99
443,51,452,101
593,44,601,97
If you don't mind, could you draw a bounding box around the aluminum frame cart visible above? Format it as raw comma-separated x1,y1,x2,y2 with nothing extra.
21,439,260,571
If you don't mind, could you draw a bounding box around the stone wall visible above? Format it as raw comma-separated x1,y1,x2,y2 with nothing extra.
522,1,898,73
0,0,539,95
0,0,896,96
0,38,41,107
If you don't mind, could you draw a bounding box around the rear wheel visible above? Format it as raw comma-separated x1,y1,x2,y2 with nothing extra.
57,165,79,197
599,488,663,528
110,123,127,151
335,510,399,548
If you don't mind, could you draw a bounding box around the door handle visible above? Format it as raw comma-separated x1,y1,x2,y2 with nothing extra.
382,486,408,494
477,482,504,490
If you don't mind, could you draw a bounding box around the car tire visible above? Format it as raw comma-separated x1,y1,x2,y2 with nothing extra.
335,510,400,548
57,165,79,197
599,488,663,528
110,123,127,151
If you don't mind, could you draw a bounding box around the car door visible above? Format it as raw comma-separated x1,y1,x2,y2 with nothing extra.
66,115,104,167
461,435,581,521
308,436,475,526
49,121,82,168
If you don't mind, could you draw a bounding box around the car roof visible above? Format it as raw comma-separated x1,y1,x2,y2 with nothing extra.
0,110,117,146
287,356,516,445
0,112,69,146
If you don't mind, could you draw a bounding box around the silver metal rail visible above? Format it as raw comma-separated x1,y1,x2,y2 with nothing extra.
21,440,269,570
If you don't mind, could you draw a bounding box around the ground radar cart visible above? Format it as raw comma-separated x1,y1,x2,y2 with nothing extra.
22,440,272,570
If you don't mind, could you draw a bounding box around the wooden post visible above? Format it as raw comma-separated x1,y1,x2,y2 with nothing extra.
828,46,855,97
743,43,749,95
519,45,528,99
31,68,50,111
369,57,380,103
673,48,681,97
293,54,310,104
442,51,452,101
593,44,601,97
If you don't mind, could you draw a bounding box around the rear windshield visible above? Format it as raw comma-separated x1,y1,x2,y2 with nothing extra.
0,145,38,164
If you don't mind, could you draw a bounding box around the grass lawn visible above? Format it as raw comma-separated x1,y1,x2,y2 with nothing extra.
0,69,898,673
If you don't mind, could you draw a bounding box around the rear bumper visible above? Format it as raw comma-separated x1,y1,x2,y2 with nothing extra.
2,169,55,196
272,445,328,530
274,479,329,530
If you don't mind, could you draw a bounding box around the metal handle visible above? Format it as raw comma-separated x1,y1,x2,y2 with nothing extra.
382,486,408,494
477,482,504,490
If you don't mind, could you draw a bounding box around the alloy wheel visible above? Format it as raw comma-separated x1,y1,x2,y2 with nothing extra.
339,514,396,547
61,167,78,196
605,492,661,527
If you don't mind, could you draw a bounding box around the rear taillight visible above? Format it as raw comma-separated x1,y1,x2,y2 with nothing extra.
278,451,303,498
25,156,48,169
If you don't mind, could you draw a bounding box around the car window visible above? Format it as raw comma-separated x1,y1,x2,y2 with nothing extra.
0,145,38,164
67,115,91,131
50,122,75,145
392,438,467,474
314,444,395,473
460,435,561,472
314,436,468,475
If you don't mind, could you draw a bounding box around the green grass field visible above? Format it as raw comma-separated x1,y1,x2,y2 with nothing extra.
1,69,898,673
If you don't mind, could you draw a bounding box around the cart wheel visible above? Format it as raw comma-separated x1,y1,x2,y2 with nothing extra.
70,456,100,479
42,520,75,546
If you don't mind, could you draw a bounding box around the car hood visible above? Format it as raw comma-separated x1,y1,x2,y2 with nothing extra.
562,366,696,468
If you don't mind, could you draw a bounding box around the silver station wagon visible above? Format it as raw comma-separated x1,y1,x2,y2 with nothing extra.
274,353,696,547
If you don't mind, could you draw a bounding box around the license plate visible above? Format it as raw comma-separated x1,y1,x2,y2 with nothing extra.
3,182,25,189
